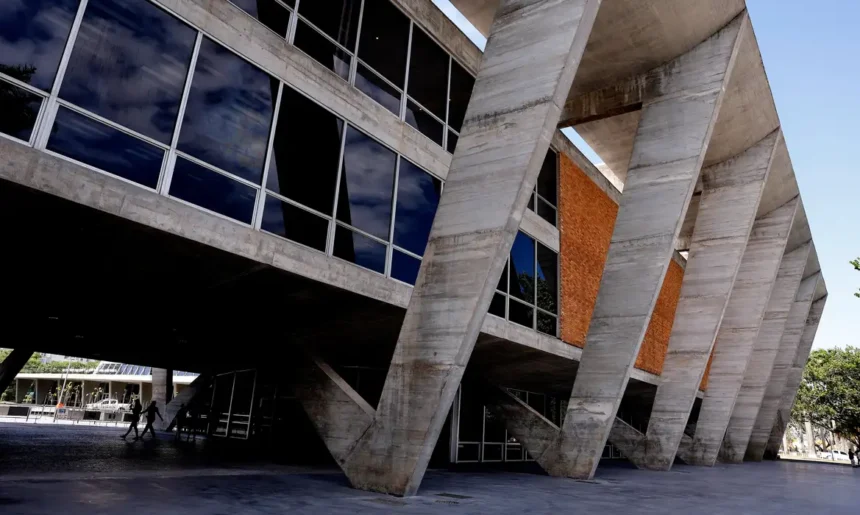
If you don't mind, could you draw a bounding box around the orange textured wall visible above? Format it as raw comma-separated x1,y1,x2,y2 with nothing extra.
633,261,684,375
700,349,715,391
558,154,618,348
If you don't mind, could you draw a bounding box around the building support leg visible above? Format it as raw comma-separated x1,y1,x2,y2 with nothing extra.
151,368,174,405
159,374,211,431
0,349,33,398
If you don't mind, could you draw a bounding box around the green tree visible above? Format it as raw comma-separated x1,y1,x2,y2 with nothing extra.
792,347,860,449
852,257,859,298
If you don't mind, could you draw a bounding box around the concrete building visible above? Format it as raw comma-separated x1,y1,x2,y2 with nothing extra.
0,0,826,497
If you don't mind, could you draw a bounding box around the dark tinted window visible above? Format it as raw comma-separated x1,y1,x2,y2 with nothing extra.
508,299,533,329
169,158,257,223
447,130,458,154
333,225,386,274
407,28,448,120
497,261,507,293
537,312,557,337
60,0,196,144
538,150,557,205
394,160,440,256
293,20,351,81
391,251,420,285
261,196,328,252
509,232,535,303
488,293,506,318
0,0,79,91
47,107,163,188
297,0,360,50
448,61,474,133
179,37,276,184
537,198,556,226
0,80,42,142
230,0,291,36
357,0,408,88
267,87,343,214
336,127,396,240
355,64,400,115
405,100,443,146
536,243,557,314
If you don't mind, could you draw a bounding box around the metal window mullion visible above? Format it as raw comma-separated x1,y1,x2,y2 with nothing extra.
253,81,285,229
243,370,258,440
355,58,404,96
443,56,452,151
288,0,300,44
264,190,333,222
54,100,170,150
0,74,49,98
34,0,89,150
326,122,350,255
400,21,413,121
225,372,237,438
159,31,202,196
295,14,353,57
349,0,365,85
391,244,422,261
480,405,487,462
534,240,538,330
385,156,401,277
334,220,387,247
173,150,261,191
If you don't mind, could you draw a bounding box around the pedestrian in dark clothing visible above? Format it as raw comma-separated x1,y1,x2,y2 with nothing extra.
175,403,188,440
849,449,855,467
121,399,143,440
139,400,163,439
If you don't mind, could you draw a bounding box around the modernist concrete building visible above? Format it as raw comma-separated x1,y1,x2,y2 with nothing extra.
0,0,826,497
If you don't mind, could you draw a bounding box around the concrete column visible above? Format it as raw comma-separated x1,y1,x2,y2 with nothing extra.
541,14,747,480
720,242,811,462
140,382,152,405
746,272,821,461
159,374,209,431
297,0,601,496
804,420,816,458
639,130,779,471
681,197,798,466
763,295,827,459
0,349,33,397
151,368,174,405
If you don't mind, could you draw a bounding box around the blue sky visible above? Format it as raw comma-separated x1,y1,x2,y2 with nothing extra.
432,0,858,350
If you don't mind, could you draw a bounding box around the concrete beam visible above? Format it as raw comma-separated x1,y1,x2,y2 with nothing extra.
745,271,821,461
637,130,780,470
719,242,812,463
0,349,34,397
764,294,828,459
298,0,600,496
538,14,747,480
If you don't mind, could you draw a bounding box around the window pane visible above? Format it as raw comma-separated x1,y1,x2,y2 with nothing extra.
537,150,557,205
333,225,386,274
405,100,443,146
179,37,276,184
391,251,420,286
509,232,535,304
267,87,343,214
47,107,163,189
355,64,400,115
0,0,79,92
537,198,556,226
448,61,474,133
297,0,360,50
169,158,257,224
536,243,558,314
261,196,328,252
483,443,503,461
336,127,396,240
458,385,481,442
0,80,42,142
508,299,534,329
484,408,505,442
59,0,196,144
230,0,290,36
293,20,351,81
457,443,479,462
357,0,408,88
497,261,508,293
393,159,441,256
537,312,557,337
407,28,448,120
488,292,506,318
447,130,458,154
528,192,536,212
506,443,523,461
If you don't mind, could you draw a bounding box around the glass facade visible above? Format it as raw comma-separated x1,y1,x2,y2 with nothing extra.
527,149,559,226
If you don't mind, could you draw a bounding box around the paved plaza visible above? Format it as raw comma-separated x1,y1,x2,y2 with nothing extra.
0,423,856,514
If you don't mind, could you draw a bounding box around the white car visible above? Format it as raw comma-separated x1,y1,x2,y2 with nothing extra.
820,450,851,462
85,399,130,412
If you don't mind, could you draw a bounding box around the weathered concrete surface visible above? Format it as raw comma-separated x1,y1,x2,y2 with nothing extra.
746,271,821,461
536,14,746,480
0,349,33,397
520,209,560,252
299,0,601,496
482,383,560,460
151,368,174,406
638,130,780,471
720,242,812,463
764,293,828,459
160,374,210,431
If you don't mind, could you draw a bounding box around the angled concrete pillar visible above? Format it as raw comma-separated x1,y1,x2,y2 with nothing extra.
681,197,798,466
636,130,780,470
720,242,812,462
764,295,827,458
296,0,601,496
159,374,210,431
151,368,174,405
0,349,33,398
538,14,747,480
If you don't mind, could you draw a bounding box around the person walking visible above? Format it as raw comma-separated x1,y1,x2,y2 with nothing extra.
139,400,164,440
849,448,855,467
120,399,143,440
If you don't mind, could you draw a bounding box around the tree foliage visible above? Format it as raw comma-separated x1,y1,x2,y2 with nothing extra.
0,349,98,374
792,347,860,449
852,257,860,298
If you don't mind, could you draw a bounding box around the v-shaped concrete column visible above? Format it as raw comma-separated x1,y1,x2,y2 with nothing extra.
0,348,34,395
538,14,747,480
296,0,601,496
745,271,821,461
763,294,827,458
629,131,781,471
680,196,798,466
720,242,812,462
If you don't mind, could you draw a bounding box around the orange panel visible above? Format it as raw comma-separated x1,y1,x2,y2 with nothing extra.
634,261,685,375
700,348,715,391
